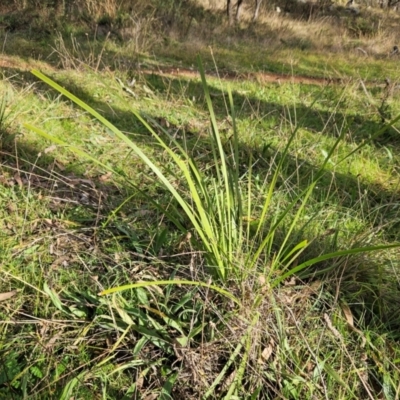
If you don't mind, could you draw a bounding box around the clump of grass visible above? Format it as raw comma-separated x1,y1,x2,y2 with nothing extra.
22,56,400,398
51,31,111,72
2,0,400,394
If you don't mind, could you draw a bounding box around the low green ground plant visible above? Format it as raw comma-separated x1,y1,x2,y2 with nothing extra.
1,3,400,396
13,58,398,398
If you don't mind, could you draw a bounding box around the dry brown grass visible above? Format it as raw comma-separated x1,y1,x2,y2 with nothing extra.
231,7,400,55
3,0,400,61
181,0,400,60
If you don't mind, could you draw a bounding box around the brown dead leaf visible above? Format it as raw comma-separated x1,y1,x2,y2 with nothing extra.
284,276,296,286
44,219,54,227
99,171,112,182
39,321,49,337
159,117,170,128
54,160,65,171
282,291,297,305
310,280,322,292
306,361,315,373
258,274,270,293
341,303,354,328
0,290,17,302
178,232,192,250
44,144,57,154
260,342,274,362
45,333,62,349
14,173,23,187
148,285,164,296
51,256,70,269
143,395,157,400
322,228,337,237
221,370,236,391
136,373,144,391
7,203,17,213
341,303,366,347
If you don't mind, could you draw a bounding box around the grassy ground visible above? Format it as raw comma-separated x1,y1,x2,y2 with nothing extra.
1,1,400,398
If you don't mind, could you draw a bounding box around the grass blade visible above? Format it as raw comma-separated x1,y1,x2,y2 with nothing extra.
99,280,240,305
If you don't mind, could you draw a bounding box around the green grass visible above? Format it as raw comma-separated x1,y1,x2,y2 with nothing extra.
1,7,400,398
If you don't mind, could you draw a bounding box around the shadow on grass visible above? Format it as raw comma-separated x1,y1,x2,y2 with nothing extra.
0,5,384,82
3,59,399,146
1,61,400,339
2,63,399,221
3,62,400,236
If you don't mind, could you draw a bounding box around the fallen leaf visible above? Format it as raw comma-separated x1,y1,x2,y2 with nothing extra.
310,280,322,291
136,373,144,390
99,171,112,182
284,276,296,286
7,203,17,213
258,274,270,293
44,219,54,227
44,145,57,154
50,256,70,269
54,160,65,171
143,395,157,400
221,370,236,391
306,361,315,373
45,333,62,349
178,232,192,250
341,303,354,328
341,303,366,347
260,343,273,362
14,173,23,187
0,291,17,302
159,117,170,128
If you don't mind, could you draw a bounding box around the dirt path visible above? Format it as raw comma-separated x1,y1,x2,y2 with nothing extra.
140,66,348,86
0,53,366,87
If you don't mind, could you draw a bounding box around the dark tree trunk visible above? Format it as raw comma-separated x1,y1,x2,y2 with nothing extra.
235,0,244,21
227,0,263,24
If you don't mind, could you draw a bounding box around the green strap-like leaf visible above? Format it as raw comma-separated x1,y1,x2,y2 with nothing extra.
99,280,240,305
